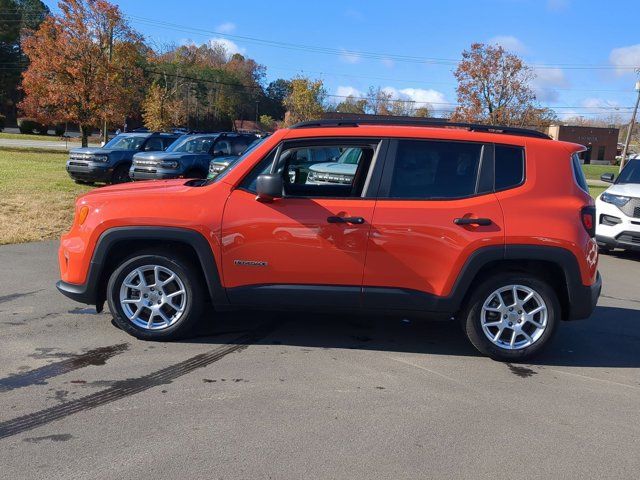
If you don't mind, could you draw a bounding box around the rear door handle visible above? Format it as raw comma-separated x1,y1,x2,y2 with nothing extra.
454,217,492,226
327,216,365,224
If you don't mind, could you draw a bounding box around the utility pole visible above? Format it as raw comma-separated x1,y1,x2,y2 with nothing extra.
102,25,113,145
619,79,640,172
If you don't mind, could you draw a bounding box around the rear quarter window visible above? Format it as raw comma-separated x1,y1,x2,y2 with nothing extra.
495,145,525,190
571,153,589,193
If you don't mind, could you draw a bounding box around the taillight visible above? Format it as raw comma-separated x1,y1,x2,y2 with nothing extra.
581,206,596,238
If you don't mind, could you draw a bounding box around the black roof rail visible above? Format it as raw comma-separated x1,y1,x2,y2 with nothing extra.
289,118,551,140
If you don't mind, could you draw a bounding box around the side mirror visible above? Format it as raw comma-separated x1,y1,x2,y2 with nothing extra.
600,173,615,183
256,174,283,202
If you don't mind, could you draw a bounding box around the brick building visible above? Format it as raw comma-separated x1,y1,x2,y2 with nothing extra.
547,125,619,164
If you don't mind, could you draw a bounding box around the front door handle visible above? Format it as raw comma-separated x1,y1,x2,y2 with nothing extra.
327,216,365,225
454,217,492,226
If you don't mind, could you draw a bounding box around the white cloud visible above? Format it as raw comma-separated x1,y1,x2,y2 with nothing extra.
336,86,364,98
581,98,620,109
216,22,236,34
339,49,361,64
209,38,245,56
382,87,449,109
381,58,395,68
531,67,566,102
488,35,527,54
609,44,640,75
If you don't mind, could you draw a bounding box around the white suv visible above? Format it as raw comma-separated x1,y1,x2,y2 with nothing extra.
596,156,640,252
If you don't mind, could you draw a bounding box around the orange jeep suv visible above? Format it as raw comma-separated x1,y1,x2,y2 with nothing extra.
57,119,601,361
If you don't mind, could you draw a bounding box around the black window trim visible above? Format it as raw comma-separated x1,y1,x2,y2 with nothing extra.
238,137,387,200
377,138,494,201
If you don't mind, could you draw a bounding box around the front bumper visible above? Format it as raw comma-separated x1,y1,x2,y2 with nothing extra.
129,166,181,181
595,196,640,250
66,161,112,182
56,279,96,305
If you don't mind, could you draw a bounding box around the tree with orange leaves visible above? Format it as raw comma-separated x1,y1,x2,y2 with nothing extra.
19,0,147,146
452,43,556,128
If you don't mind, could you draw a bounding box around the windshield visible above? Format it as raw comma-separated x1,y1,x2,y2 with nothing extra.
616,159,640,184
208,137,266,184
104,134,147,150
167,135,218,153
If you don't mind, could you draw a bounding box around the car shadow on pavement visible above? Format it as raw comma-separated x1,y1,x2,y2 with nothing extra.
186,305,640,368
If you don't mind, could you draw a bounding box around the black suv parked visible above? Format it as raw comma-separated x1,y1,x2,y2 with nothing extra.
66,132,179,184
130,133,257,181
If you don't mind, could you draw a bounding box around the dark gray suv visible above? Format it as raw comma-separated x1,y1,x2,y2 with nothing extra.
66,132,179,184
130,133,257,181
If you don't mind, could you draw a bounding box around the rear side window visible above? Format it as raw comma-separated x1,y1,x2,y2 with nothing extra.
571,153,589,192
495,145,525,190
387,140,482,199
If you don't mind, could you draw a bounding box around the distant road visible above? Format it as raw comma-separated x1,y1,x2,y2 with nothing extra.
0,138,99,150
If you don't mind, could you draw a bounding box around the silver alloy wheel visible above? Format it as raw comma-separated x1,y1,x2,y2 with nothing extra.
480,284,548,350
119,265,187,330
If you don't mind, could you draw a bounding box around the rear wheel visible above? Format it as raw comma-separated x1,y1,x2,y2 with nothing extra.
111,163,131,184
107,252,204,340
461,274,559,361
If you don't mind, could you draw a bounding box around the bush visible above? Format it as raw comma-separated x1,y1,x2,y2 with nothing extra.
0,114,5,131
34,123,50,135
54,123,65,136
17,118,39,134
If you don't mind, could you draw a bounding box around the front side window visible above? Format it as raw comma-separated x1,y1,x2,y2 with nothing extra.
284,144,374,197
386,140,482,199
104,134,147,151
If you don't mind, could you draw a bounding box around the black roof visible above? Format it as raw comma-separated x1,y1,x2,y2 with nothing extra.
289,118,551,140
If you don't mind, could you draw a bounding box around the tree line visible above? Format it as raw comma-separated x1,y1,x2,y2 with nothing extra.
2,0,566,147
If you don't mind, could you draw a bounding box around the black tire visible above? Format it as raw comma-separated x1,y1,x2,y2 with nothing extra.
74,179,94,186
461,273,560,361
111,163,131,184
106,252,204,341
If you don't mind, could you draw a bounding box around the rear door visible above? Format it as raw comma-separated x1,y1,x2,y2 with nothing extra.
362,139,504,308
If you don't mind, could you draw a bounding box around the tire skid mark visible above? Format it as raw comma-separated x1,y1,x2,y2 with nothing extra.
0,344,129,393
0,322,278,440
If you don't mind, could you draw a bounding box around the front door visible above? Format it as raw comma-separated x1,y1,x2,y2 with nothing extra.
221,140,381,307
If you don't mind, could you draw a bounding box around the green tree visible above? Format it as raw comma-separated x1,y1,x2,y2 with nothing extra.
0,0,49,122
283,77,326,126
335,95,367,114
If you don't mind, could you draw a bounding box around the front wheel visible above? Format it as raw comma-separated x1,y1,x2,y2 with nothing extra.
106,252,204,340
111,164,132,184
461,274,559,361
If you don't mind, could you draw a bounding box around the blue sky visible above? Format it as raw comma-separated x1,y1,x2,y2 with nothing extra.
45,0,640,120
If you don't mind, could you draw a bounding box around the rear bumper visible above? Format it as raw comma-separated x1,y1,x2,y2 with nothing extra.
567,271,601,320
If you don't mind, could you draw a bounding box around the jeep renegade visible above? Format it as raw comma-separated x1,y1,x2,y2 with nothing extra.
57,119,601,361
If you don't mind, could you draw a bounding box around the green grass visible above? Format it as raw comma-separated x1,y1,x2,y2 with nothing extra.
589,185,607,199
581,163,618,181
0,149,91,244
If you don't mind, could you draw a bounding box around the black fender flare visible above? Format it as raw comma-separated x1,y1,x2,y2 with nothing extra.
57,226,227,306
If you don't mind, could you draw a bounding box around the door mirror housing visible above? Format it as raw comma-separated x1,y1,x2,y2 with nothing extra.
600,173,615,183
256,174,283,201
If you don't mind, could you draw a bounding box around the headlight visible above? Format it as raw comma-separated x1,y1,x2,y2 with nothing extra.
160,161,179,169
601,192,631,207
91,154,109,162
307,171,317,182
209,163,227,173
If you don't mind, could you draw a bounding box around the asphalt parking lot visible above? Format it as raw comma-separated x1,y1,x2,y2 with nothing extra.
0,241,639,479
